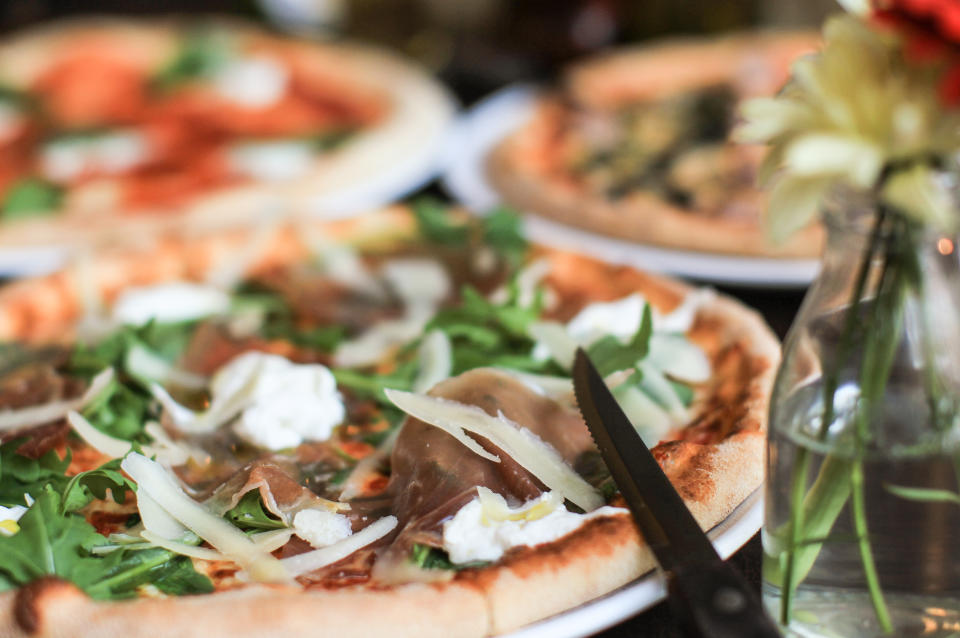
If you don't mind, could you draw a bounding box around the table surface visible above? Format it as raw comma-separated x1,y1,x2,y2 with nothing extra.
595,283,805,637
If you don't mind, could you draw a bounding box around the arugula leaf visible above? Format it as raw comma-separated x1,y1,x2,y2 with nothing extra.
333,360,419,406
225,491,286,531
2,178,63,220
60,458,137,514
482,206,528,266
232,288,346,351
0,441,70,507
586,303,653,377
79,376,151,441
412,197,470,245
0,486,212,599
411,198,529,265
427,284,552,376
409,544,488,571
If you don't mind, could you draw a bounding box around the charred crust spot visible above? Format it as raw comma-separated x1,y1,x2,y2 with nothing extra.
14,577,76,634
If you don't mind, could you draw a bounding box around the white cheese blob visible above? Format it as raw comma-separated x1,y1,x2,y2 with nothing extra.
442,489,626,564
227,140,315,181
111,282,231,326
213,56,289,108
565,293,646,345
0,504,27,537
42,130,149,182
216,352,346,450
292,508,353,548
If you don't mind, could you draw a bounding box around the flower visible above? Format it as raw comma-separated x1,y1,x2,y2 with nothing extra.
735,13,960,240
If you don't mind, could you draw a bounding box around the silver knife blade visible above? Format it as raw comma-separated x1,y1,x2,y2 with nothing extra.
572,347,719,573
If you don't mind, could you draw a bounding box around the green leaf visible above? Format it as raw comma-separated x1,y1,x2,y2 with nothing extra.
409,543,488,571
2,179,63,220
149,29,229,93
586,303,653,377
0,441,70,507
232,288,346,351
884,484,960,505
412,197,469,245
60,458,137,514
0,485,212,599
225,491,286,531
482,206,528,266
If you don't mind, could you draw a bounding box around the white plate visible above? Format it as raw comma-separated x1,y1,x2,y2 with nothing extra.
502,488,764,638
442,85,820,288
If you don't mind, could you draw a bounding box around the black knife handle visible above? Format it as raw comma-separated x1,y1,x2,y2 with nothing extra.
667,559,782,638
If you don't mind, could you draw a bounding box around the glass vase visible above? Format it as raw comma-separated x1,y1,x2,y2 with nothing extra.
763,190,960,638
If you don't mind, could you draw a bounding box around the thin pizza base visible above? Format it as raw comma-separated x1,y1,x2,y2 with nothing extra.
0,18,454,251
487,32,824,259
0,208,778,637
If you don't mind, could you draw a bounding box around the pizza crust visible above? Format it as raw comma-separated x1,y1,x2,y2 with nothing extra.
0,18,454,252
0,208,779,636
487,31,825,259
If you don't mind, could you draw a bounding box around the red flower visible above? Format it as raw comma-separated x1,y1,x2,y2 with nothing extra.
874,0,960,46
872,0,960,105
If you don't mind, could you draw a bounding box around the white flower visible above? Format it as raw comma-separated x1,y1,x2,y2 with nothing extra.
736,14,960,236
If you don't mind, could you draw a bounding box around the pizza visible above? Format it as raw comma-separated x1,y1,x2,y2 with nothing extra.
0,18,453,252
487,32,824,258
0,203,778,637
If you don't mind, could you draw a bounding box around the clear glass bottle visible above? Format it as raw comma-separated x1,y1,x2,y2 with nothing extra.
763,189,960,638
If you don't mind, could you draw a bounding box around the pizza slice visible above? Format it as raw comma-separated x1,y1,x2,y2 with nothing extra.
0,203,777,636
487,31,824,258
0,19,453,252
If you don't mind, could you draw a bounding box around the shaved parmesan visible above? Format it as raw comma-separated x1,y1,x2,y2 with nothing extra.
141,530,225,561
126,343,208,390
333,310,430,367
655,288,715,333
251,528,294,552
338,427,399,501
111,282,230,326
228,140,314,181
476,486,562,524
613,385,673,447
647,334,710,383
385,389,603,512
412,329,452,393
137,489,189,541
0,367,114,433
380,258,451,309
121,453,289,583
67,411,136,459
527,321,578,370
281,515,397,578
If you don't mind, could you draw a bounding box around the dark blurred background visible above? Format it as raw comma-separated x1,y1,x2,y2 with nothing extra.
2,0,834,103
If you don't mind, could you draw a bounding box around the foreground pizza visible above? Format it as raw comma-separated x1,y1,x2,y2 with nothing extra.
0,18,453,251
0,205,778,637
487,32,823,258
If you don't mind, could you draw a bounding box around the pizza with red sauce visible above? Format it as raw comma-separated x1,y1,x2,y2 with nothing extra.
0,19,453,252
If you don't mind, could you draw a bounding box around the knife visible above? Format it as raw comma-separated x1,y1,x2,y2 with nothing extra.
572,348,781,638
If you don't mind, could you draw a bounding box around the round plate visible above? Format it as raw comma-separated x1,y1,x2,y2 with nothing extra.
502,489,764,638
0,69,457,279
441,85,820,288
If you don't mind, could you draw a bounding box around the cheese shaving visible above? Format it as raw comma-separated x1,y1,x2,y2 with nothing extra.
121,453,290,583
477,486,563,524
0,367,114,433
140,530,225,561
385,389,604,512
412,329,452,393
281,515,398,578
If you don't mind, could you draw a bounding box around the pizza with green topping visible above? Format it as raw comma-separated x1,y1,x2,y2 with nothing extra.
0,203,778,637
0,18,452,252
487,31,824,258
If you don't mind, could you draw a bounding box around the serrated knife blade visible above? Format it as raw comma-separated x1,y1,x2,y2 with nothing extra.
572,348,781,638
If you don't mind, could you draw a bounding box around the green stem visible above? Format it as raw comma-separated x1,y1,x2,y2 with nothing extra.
850,462,893,632
84,550,174,598
777,211,886,624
